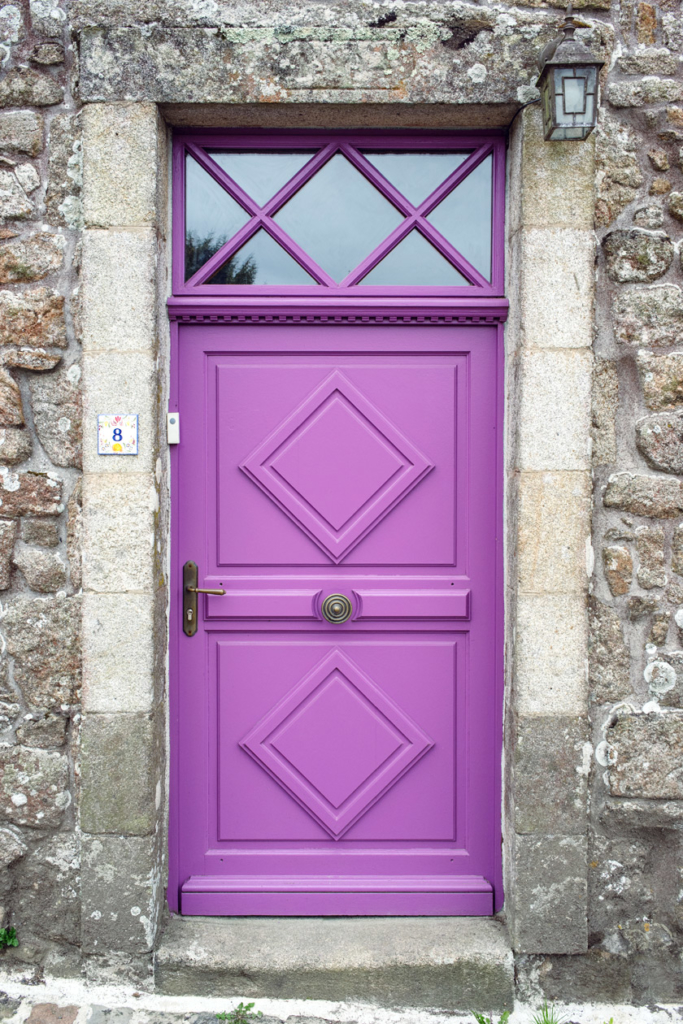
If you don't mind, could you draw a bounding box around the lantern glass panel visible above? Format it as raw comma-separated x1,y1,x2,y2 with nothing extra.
563,76,587,114
550,126,588,140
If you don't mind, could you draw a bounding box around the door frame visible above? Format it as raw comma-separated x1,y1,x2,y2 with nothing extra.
166,128,508,914
78,100,595,952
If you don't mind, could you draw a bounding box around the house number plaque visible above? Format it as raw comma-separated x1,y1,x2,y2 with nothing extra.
97,414,139,455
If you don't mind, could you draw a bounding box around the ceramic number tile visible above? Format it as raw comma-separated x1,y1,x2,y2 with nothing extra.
97,414,139,455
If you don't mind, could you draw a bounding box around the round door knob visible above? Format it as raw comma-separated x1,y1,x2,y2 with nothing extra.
321,594,353,623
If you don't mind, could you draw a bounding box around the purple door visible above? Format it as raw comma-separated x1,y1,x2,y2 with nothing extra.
169,132,505,916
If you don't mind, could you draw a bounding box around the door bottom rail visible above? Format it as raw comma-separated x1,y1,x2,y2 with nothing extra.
180,875,493,916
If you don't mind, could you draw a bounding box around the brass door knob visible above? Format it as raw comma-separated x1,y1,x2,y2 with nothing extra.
321,594,353,623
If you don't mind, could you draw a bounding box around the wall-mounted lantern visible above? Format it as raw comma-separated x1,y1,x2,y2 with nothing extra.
536,4,604,141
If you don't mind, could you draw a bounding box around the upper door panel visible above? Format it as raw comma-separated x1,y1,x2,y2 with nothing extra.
208,350,467,569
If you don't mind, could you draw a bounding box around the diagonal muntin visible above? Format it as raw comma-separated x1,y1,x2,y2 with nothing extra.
342,217,490,290
188,213,335,289
185,140,494,289
417,142,495,216
189,141,492,287
339,140,495,220
184,143,336,287
337,142,416,217
339,143,494,287
185,142,337,286
328,142,494,285
186,141,262,215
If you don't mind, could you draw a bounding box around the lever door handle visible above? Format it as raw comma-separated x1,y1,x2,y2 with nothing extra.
183,561,224,636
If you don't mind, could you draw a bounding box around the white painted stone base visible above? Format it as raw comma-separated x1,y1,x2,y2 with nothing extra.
0,976,679,1024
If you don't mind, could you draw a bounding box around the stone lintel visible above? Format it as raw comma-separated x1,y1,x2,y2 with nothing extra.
159,102,521,130
75,12,562,107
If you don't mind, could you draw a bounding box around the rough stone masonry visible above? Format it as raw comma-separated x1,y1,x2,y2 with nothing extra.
0,0,679,1010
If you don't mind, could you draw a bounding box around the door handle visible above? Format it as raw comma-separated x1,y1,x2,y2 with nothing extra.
183,561,225,637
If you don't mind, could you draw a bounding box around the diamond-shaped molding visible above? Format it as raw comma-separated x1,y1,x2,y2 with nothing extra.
240,371,434,562
240,649,434,839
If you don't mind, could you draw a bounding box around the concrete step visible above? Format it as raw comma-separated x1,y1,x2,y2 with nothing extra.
154,916,514,1012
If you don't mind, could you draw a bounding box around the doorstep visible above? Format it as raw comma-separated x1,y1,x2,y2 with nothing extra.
153,915,514,1012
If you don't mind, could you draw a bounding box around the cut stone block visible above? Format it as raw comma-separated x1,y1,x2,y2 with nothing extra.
80,713,160,835
155,915,514,1011
514,716,589,835
81,833,162,954
509,834,587,955
609,710,683,799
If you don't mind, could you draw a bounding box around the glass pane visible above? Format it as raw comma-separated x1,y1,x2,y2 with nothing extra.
563,77,586,114
362,151,471,205
185,154,250,280
550,126,590,141
207,151,315,207
359,230,469,286
274,154,404,282
207,229,315,285
427,155,492,281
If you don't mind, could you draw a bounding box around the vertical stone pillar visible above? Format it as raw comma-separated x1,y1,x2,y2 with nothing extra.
506,107,595,953
80,103,168,959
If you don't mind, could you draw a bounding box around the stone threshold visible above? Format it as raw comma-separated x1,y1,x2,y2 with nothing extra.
153,915,514,1012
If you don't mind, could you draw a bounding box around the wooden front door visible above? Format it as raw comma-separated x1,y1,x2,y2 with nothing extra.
168,131,506,916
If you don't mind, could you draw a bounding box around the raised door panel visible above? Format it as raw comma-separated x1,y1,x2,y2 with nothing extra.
214,637,462,842
211,357,464,568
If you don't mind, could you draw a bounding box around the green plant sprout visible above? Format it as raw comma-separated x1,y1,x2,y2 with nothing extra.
532,1004,567,1024
216,1003,263,1024
0,927,18,948
471,1012,511,1024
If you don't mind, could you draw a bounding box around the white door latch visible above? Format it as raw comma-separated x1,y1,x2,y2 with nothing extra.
167,412,180,445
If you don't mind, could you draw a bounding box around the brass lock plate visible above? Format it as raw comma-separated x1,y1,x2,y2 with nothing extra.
183,560,198,637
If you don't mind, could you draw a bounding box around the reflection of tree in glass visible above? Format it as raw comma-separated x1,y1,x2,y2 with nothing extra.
209,254,257,285
185,231,257,284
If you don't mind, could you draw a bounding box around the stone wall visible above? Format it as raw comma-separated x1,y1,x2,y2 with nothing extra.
519,0,683,1002
0,0,82,979
0,0,679,1005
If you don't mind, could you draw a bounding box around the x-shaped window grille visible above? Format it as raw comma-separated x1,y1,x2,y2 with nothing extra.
176,135,504,294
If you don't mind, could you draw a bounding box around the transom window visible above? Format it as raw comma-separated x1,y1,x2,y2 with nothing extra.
173,132,505,296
